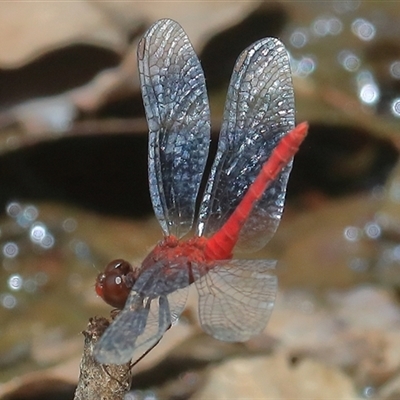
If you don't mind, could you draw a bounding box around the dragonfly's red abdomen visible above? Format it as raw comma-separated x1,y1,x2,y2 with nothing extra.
205,122,308,261
95,259,136,309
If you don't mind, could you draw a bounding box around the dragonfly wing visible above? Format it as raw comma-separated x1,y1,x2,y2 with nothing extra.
167,286,189,324
194,259,277,342
128,295,173,364
94,259,190,365
94,291,151,364
138,19,210,238
122,289,188,363
197,38,294,252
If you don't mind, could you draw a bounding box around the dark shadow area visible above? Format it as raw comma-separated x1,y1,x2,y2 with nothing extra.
0,44,120,108
0,132,150,218
200,3,288,92
1,379,76,400
287,123,399,198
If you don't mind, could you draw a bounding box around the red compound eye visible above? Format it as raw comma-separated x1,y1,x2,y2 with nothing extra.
95,259,135,309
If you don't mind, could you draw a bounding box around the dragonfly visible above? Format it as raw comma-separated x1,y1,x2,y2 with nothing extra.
94,18,308,365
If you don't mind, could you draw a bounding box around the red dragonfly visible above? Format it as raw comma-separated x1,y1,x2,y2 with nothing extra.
94,19,308,365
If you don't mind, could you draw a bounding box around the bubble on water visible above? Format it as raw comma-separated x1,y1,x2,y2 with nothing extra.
312,17,330,37
328,17,343,35
352,18,376,41
312,16,343,37
390,61,400,79
40,234,55,249
292,56,317,77
3,242,19,258
62,218,77,233
391,98,400,117
16,205,39,228
23,205,38,222
24,278,38,293
364,222,381,239
356,70,379,105
363,386,375,398
338,50,360,72
343,226,361,242
1,293,17,309
30,223,47,243
8,274,23,291
290,28,309,48
359,83,380,105
16,206,39,228
333,0,361,14
71,240,91,259
6,202,22,218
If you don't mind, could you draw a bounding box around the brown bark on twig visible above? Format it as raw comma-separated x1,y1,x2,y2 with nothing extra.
73,316,132,400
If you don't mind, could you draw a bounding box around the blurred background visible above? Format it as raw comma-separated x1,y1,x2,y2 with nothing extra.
1,1,400,399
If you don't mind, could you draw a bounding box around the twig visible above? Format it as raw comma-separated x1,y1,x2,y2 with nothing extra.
73,316,132,400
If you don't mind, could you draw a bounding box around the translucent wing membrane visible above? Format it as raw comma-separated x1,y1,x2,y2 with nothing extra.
94,292,154,364
138,19,211,238
197,38,295,252
167,286,190,324
194,259,277,341
94,286,189,365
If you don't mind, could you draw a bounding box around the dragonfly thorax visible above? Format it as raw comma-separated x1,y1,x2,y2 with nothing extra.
134,235,210,298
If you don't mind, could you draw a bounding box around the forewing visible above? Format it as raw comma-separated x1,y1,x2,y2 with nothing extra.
126,289,188,363
138,19,210,238
197,38,294,252
194,259,277,342
94,291,152,365
128,295,172,364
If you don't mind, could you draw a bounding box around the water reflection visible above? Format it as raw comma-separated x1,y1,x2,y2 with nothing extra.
290,29,309,48
3,242,19,258
351,18,376,41
338,50,360,72
1,293,17,309
30,223,47,243
312,16,343,36
286,3,399,119
8,274,23,291
292,56,317,77
390,61,400,79
125,391,158,400
391,98,400,117
356,71,380,105
362,386,376,398
333,0,361,14
62,217,77,233
343,226,362,242
364,222,381,239
0,200,96,315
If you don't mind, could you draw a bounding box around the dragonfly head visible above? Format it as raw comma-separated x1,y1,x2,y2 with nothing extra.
95,259,136,309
